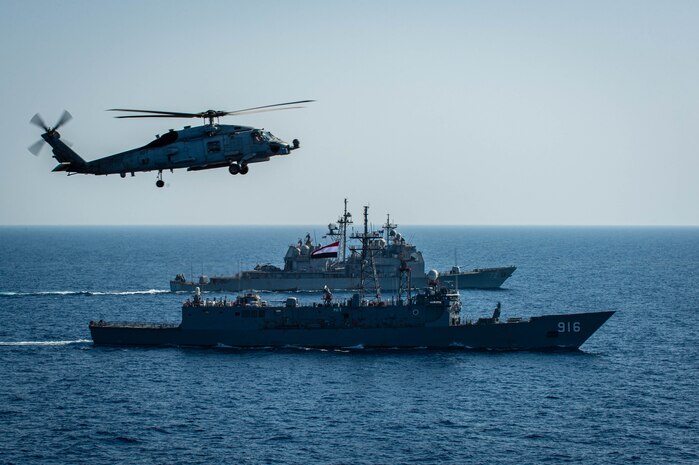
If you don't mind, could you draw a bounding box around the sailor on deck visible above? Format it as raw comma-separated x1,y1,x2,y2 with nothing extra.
493,302,501,322
322,285,334,306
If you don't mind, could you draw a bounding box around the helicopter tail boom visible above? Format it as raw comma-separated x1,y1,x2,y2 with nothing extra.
43,134,87,173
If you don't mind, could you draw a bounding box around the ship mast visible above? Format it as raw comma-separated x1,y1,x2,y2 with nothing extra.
324,198,353,265
338,198,353,263
351,205,381,302
383,213,396,243
357,206,368,298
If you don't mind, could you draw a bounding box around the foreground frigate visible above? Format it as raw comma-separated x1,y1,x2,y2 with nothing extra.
93,207,612,350
91,276,613,350
170,200,516,292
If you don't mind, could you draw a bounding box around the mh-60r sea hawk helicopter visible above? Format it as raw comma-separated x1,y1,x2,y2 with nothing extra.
28,100,313,188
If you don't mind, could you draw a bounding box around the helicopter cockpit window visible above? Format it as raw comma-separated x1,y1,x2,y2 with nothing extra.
141,130,179,149
251,131,263,144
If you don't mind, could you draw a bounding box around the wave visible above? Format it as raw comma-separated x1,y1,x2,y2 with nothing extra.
0,339,91,347
343,344,365,350
0,289,171,298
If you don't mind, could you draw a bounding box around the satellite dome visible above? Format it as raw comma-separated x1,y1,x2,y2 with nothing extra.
371,238,386,249
427,269,439,281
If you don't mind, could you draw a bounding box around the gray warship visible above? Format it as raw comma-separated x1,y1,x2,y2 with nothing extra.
93,207,612,350
170,200,516,292
90,282,613,350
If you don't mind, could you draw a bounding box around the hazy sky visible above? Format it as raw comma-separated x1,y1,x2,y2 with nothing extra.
1,0,697,225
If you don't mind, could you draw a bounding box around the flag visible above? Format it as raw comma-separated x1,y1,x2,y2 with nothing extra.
311,241,340,259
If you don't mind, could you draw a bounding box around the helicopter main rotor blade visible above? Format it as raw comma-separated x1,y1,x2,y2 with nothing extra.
225,106,306,117
108,108,200,118
30,113,48,131
28,139,45,156
108,100,314,120
223,100,315,116
113,114,198,119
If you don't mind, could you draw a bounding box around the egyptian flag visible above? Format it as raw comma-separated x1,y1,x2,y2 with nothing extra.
311,241,340,259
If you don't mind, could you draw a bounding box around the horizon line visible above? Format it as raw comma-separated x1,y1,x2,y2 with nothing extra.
2,223,698,228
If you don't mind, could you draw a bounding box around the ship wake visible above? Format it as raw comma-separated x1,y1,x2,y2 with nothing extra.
0,339,92,347
0,289,171,298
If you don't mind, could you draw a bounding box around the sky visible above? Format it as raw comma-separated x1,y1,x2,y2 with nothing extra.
1,0,697,226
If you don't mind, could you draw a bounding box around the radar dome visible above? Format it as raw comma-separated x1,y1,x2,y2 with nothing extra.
427,269,439,281
371,238,387,249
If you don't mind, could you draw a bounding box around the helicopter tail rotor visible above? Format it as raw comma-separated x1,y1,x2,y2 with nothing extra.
28,110,72,155
28,139,46,156
30,113,48,131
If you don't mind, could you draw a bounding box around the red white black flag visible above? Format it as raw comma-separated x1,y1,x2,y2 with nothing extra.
311,241,340,259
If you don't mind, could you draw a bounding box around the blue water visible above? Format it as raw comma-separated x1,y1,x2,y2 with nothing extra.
1,226,697,464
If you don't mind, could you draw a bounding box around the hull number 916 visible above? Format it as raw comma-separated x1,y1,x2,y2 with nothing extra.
558,321,581,333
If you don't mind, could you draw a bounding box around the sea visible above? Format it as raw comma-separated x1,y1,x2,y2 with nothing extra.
0,226,697,465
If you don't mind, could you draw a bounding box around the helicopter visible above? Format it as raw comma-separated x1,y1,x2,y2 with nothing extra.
28,100,313,188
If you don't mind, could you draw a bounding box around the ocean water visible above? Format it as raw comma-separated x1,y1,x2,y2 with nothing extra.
0,226,697,464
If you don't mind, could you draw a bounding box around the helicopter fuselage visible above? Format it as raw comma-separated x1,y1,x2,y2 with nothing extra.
58,123,295,177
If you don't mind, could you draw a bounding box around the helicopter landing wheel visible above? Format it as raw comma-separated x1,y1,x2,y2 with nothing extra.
229,163,240,175
156,171,165,188
239,163,249,175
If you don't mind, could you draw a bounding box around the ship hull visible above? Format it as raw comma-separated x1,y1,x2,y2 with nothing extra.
438,266,516,290
169,266,517,292
90,310,613,351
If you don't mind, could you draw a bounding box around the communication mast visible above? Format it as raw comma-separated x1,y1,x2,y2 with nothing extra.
323,198,353,264
351,205,382,302
398,259,412,305
338,198,353,263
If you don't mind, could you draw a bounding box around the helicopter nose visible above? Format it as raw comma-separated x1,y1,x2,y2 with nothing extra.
271,141,293,155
